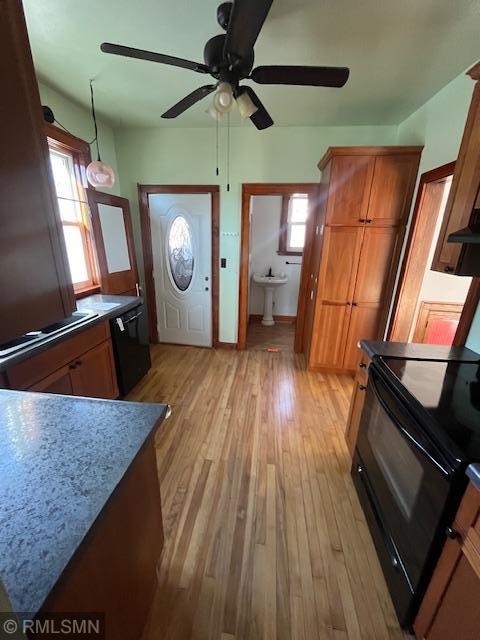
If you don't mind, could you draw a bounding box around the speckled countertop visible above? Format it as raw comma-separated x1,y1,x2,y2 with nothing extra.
0,389,168,615
0,294,142,372
360,340,480,362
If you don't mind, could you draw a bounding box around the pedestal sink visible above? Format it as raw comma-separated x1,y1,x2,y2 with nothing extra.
252,273,288,326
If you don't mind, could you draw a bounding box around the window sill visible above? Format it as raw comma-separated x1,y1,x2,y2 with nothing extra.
74,284,101,300
277,250,303,257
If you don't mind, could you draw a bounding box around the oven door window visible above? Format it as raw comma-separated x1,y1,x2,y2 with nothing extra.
368,409,424,520
357,372,451,589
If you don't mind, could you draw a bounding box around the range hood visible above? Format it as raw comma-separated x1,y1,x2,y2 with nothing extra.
448,227,480,244
447,221,480,276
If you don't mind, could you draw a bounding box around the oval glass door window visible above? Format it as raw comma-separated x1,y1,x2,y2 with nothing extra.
168,215,195,291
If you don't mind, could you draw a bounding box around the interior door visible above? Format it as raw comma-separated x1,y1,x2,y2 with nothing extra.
88,190,139,295
149,193,212,347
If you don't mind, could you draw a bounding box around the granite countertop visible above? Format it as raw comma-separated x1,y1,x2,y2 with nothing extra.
0,294,142,372
360,340,480,362
0,389,168,615
467,464,480,491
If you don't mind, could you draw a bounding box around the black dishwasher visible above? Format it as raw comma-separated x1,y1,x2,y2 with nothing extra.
110,304,151,396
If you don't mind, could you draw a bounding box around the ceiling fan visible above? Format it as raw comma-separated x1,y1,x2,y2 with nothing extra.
100,0,350,130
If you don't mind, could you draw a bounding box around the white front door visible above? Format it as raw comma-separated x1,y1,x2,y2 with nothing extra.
149,193,212,347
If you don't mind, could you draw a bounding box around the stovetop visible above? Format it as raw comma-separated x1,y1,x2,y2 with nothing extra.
379,358,480,463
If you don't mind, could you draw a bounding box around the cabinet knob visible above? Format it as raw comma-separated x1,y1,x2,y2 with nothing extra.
358,218,366,223
346,302,351,306
68,363,76,370
75,360,82,366
444,266,455,274
446,526,460,540
359,385,367,391
359,363,367,369
352,302,358,307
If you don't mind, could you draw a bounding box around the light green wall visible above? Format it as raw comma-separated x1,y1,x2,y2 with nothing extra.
114,124,397,342
396,69,480,353
38,82,121,196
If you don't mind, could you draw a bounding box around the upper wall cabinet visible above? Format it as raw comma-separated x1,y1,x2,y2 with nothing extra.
432,62,480,276
318,148,421,227
0,1,75,345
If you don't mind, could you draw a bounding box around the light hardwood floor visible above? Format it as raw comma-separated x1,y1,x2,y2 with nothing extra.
129,344,410,640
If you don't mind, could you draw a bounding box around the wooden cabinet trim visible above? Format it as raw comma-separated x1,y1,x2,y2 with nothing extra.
318,146,424,170
7,322,110,390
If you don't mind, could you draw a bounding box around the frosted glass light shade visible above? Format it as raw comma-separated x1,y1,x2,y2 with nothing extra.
236,91,258,119
86,160,115,188
213,82,234,113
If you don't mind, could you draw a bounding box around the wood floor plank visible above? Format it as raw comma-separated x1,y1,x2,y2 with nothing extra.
131,345,412,640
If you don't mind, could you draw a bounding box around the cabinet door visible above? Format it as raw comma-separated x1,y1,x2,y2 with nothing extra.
345,379,367,456
71,341,118,399
432,72,480,274
343,303,382,371
309,302,352,369
0,1,75,345
354,227,402,304
325,156,375,225
366,154,419,226
29,366,75,395
317,227,364,303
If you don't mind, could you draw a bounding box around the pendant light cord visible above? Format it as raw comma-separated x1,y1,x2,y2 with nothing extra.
90,80,101,161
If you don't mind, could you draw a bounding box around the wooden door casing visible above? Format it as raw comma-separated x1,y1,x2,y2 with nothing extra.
324,155,375,226
367,154,420,226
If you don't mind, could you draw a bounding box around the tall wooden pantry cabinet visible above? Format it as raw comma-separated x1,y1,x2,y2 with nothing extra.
306,146,422,373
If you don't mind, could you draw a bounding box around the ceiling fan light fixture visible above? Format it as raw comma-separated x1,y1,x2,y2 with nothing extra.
236,91,258,120
207,104,223,121
213,82,235,113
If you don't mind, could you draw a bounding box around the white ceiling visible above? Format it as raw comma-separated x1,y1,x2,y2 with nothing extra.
24,0,480,128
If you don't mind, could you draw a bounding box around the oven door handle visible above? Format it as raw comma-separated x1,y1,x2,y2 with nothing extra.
368,369,451,478
123,311,143,324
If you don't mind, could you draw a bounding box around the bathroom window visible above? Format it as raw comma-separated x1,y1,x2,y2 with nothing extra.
278,193,308,256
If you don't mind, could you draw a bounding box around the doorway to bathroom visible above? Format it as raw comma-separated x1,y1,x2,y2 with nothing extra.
238,183,319,352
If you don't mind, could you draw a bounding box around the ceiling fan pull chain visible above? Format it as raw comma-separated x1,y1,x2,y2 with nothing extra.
227,111,230,192
215,116,219,177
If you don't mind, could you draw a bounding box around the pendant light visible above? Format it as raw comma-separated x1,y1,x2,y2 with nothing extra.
86,80,115,189
236,90,258,120
213,82,235,114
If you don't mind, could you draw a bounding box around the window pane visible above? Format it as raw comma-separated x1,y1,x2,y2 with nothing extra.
63,226,89,284
288,223,306,250
49,149,82,222
168,216,194,291
289,195,308,223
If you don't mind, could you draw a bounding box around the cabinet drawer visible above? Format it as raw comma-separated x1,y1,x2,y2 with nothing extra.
7,321,110,390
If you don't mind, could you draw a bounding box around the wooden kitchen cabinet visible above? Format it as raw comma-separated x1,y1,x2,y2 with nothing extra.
324,154,375,225
7,321,118,400
0,1,75,345
70,340,118,399
432,62,480,275
367,154,420,226
414,481,480,640
306,146,422,373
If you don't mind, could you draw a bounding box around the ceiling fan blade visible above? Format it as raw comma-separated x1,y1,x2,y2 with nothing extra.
224,0,273,66
241,87,273,130
161,85,217,119
251,65,350,87
101,42,210,74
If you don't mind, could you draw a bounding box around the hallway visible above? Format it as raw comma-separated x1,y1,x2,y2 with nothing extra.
129,345,409,640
